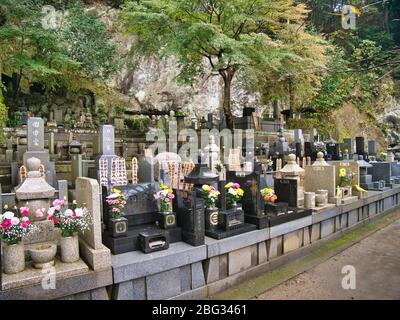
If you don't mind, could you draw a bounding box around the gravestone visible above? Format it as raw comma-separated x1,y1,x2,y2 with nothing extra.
305,165,336,198
342,138,353,155
22,117,56,187
99,125,115,155
368,140,377,156
76,177,111,270
95,125,119,187
28,117,44,151
294,129,303,143
368,162,391,185
274,178,298,207
276,128,289,155
355,137,365,156
331,161,360,187
326,142,340,161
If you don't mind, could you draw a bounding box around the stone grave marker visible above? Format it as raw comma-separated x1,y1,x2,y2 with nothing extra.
305,165,336,198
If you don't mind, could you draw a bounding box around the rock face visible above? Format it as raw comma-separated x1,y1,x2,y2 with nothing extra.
97,4,263,120
378,96,400,145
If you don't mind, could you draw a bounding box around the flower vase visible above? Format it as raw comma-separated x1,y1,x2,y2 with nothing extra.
157,211,177,229
3,242,25,274
205,207,219,230
60,234,80,263
108,217,128,238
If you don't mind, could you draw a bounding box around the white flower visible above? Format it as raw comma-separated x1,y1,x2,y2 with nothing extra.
107,193,119,199
228,189,237,196
21,216,29,222
48,207,55,217
74,208,84,217
3,211,14,220
64,209,74,217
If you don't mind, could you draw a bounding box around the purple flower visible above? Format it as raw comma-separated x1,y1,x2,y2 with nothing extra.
246,180,253,187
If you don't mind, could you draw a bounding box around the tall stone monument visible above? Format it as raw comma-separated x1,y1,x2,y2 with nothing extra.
22,117,56,187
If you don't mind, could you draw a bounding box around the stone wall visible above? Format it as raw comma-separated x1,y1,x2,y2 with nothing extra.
110,186,400,300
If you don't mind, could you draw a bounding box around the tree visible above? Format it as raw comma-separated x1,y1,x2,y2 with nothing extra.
0,0,117,99
121,0,314,129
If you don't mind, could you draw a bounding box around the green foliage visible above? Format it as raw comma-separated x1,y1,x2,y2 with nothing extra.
121,0,320,128
61,3,118,81
124,117,151,132
0,0,117,97
0,87,7,142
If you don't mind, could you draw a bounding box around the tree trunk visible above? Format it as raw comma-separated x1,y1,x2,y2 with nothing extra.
222,71,234,129
288,77,294,119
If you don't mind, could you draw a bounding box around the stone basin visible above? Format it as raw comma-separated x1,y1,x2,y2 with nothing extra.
29,243,57,269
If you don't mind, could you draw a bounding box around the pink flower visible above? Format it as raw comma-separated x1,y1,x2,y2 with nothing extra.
21,216,30,223
54,205,61,211
64,209,74,217
20,207,29,216
112,208,120,213
35,210,44,218
232,183,240,189
168,193,175,199
53,199,64,207
21,223,27,229
11,217,20,225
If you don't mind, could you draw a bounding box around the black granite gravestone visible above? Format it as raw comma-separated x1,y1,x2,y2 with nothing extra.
274,178,298,207
356,137,365,156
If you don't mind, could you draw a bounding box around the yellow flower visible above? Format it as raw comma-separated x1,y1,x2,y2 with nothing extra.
113,189,121,194
4,204,8,209
168,189,173,194
160,184,168,190
225,183,233,189
339,168,347,177
237,189,244,197
202,185,211,192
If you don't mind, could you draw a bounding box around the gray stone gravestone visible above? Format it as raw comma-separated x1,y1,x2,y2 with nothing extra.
368,140,377,155
305,165,336,198
99,125,115,156
27,117,44,151
22,117,56,187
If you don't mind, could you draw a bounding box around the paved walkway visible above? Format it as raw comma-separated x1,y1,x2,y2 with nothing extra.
255,219,400,300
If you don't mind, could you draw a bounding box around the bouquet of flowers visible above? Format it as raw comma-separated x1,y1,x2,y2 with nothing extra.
265,159,274,171
0,206,35,245
338,168,353,187
154,184,175,213
106,189,126,219
47,199,91,238
313,142,326,153
202,185,220,208
225,182,244,204
260,188,277,203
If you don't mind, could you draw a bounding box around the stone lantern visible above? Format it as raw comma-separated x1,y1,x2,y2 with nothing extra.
15,157,55,221
280,154,305,206
312,152,330,166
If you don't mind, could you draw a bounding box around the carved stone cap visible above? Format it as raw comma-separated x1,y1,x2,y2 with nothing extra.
16,158,55,200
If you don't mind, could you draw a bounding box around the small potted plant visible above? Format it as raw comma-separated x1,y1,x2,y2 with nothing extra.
106,189,128,238
0,206,34,274
202,184,220,230
47,199,91,263
154,184,177,229
225,182,244,209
